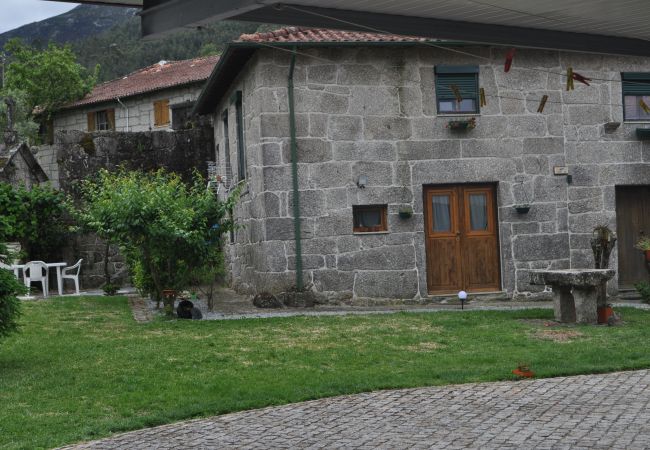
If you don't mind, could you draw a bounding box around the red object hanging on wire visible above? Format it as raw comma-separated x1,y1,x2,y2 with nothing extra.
504,48,516,72
572,71,591,86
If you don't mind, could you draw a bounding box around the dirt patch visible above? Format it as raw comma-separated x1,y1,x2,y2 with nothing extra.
534,329,584,342
402,341,445,352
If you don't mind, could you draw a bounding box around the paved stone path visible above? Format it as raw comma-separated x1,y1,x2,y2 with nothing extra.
127,296,153,323
65,369,650,449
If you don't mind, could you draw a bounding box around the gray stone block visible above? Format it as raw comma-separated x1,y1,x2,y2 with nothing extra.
261,142,283,166
295,89,349,115
333,141,396,161
315,211,354,237
523,137,564,155
576,141,642,163
354,270,419,299
282,138,332,163
338,244,416,271
567,105,610,126
461,139,521,158
308,113,328,138
398,86,423,117
309,162,352,188
533,176,567,202
338,64,381,85
397,140,460,160
287,254,325,270
507,116,547,138
313,270,355,292
260,113,308,138
355,186,413,204
328,116,363,141
289,189,326,217
307,65,337,84
513,233,569,261
349,86,399,115
265,217,313,241
363,117,411,140
568,211,616,234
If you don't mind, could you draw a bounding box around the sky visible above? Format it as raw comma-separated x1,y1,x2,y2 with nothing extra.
0,1,79,34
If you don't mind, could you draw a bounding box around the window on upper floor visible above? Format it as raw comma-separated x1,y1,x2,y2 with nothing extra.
87,109,115,131
153,99,170,127
622,73,650,121
435,65,480,115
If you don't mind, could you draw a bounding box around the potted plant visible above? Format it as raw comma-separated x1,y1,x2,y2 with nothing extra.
446,117,476,130
635,236,650,262
512,362,535,378
398,205,413,219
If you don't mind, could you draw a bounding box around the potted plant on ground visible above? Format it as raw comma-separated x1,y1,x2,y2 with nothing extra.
635,236,650,262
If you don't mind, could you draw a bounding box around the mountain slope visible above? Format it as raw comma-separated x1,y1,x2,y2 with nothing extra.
0,5,138,48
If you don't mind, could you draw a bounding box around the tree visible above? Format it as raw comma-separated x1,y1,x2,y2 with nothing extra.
2,39,97,118
0,89,39,144
78,169,239,313
0,182,70,262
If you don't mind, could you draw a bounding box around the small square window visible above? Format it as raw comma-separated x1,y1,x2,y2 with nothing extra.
353,205,388,233
435,65,479,115
622,73,650,121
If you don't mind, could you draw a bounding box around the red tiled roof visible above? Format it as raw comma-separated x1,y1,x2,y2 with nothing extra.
238,27,437,44
62,55,219,110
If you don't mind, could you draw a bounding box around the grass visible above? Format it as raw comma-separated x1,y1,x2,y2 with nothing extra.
3,297,650,449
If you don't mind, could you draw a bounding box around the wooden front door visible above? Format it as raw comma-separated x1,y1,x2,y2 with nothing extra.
616,186,650,288
424,184,500,294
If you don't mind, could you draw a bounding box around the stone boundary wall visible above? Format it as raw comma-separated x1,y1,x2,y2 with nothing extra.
36,127,215,288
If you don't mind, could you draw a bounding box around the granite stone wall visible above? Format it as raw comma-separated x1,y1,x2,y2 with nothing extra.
212,46,650,302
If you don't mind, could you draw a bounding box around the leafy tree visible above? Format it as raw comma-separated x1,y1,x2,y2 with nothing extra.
78,169,239,313
0,182,70,262
0,89,39,144
3,39,97,117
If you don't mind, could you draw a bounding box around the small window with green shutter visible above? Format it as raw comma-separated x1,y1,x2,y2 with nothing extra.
622,73,650,121
435,65,480,114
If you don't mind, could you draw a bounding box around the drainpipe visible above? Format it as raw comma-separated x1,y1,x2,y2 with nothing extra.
288,47,303,291
115,97,129,131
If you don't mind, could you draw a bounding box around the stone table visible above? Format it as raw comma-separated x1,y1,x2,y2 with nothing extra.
530,269,615,324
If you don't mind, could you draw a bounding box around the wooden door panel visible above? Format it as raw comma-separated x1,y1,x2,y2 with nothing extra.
426,238,462,291
463,236,500,290
424,184,500,294
617,186,650,288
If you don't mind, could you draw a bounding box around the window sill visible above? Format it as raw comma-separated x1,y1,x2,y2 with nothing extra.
438,113,480,117
353,231,390,235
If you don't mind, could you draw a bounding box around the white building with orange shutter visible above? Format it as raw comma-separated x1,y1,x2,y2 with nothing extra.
51,55,218,134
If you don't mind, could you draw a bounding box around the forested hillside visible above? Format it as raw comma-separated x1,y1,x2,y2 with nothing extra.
1,4,263,83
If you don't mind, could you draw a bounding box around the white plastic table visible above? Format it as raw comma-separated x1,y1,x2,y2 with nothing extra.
12,262,68,296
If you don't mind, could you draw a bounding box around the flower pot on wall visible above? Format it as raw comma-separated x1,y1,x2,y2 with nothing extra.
398,205,413,219
514,204,531,214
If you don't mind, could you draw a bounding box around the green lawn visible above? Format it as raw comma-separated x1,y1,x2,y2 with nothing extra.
2,297,650,449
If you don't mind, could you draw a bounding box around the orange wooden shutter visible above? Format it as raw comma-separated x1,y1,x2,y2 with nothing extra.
154,99,170,126
161,100,170,125
87,112,95,131
106,109,116,130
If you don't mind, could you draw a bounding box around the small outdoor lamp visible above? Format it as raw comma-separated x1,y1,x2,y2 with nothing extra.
458,290,468,309
356,174,368,189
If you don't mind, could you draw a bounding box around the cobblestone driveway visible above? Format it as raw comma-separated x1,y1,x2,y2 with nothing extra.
66,369,650,449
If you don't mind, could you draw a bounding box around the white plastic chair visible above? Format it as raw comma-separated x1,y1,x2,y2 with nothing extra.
62,259,83,295
24,261,49,297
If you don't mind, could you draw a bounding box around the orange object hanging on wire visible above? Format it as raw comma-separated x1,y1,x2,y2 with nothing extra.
450,84,463,103
479,88,487,107
640,99,650,114
566,67,574,91
504,48,516,72
572,71,591,86
537,95,549,113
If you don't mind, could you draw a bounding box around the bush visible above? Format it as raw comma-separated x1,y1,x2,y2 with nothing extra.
635,282,650,304
78,169,239,314
0,246,26,341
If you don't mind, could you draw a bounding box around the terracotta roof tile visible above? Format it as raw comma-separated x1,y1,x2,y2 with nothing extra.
238,27,437,44
62,55,219,110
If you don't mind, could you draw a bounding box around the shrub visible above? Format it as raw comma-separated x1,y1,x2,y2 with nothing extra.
0,246,26,341
635,282,650,304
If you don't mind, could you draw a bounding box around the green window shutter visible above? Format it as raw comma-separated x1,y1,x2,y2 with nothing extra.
622,73,650,96
435,73,479,101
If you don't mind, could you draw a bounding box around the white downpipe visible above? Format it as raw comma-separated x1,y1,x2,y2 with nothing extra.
115,97,129,131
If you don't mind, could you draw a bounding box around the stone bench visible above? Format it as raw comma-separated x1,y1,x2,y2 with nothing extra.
529,269,615,324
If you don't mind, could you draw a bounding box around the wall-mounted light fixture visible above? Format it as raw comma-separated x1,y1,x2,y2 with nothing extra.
356,175,368,189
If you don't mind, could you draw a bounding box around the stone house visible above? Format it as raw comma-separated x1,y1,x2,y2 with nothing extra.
51,55,218,135
194,27,650,302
